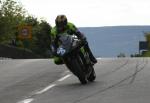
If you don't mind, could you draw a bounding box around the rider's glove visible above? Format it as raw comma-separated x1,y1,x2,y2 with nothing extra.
81,36,87,45
50,44,57,56
75,29,87,44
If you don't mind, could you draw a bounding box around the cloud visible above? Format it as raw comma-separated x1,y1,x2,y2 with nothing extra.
20,0,150,27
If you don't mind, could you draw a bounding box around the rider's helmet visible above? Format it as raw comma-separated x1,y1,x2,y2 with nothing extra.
55,15,68,32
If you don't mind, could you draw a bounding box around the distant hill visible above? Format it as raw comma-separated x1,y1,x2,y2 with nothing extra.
79,26,150,57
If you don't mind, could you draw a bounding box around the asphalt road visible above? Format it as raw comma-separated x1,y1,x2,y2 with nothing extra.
0,58,150,103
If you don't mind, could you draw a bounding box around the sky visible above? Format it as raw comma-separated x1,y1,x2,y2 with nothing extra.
19,0,150,27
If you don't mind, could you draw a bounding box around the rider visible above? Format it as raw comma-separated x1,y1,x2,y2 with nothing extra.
50,15,97,65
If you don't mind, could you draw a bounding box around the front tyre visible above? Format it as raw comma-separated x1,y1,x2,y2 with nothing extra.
75,58,88,84
71,55,88,84
87,66,96,82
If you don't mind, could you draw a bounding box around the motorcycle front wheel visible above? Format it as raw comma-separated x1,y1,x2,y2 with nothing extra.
65,55,88,84
87,66,96,82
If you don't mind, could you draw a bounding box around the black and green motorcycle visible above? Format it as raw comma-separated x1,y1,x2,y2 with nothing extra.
55,33,96,84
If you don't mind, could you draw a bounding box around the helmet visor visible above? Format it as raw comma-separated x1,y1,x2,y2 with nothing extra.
56,21,66,31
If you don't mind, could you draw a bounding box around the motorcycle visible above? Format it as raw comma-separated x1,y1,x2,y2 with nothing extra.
53,33,96,84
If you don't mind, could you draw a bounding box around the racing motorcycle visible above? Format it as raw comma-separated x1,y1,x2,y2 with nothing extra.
52,33,96,84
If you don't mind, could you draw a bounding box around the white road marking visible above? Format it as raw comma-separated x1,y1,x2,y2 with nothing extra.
18,74,72,103
58,74,72,82
18,98,34,103
35,74,71,95
35,84,56,94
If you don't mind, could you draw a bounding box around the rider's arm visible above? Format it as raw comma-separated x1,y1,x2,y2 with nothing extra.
50,27,58,55
68,22,86,40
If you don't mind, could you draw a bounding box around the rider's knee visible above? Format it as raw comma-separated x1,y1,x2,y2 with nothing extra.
54,56,64,65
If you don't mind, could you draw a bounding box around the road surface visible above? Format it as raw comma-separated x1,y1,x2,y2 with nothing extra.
0,58,150,103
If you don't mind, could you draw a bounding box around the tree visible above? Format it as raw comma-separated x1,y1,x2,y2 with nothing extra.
19,16,52,57
0,0,52,58
31,20,52,57
0,0,26,43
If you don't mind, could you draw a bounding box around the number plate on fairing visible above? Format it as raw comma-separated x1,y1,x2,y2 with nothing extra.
57,47,66,56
